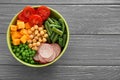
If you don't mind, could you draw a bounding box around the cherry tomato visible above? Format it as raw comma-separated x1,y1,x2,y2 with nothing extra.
23,6,35,18
29,14,43,26
37,6,50,21
18,11,28,22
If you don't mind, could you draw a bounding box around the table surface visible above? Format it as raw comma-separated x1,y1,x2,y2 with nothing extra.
1,0,120,80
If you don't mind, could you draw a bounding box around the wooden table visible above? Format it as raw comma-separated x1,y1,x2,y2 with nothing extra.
1,0,120,79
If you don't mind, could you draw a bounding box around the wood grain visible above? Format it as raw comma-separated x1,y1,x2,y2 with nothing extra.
2,5,120,34
0,0,119,4
2,34,120,66
0,65,120,80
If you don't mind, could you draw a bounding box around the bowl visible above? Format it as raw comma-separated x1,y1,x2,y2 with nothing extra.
7,6,69,67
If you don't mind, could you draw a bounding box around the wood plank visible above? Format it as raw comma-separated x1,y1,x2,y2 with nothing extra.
0,65,120,80
2,34,120,66
1,5,120,34
0,0,119,4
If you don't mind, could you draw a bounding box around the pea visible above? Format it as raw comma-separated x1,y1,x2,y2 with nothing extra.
30,60,35,64
26,52,29,57
18,56,22,60
25,59,28,62
12,49,16,53
27,57,30,60
25,45,28,49
15,53,19,57
21,47,24,50
16,48,20,52
22,52,26,57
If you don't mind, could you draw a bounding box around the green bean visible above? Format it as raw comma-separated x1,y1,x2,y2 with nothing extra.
58,37,63,47
46,21,52,35
49,24,61,29
52,34,59,43
47,36,51,43
50,32,55,40
63,34,67,47
44,21,51,36
59,18,65,33
48,18,54,24
52,27,63,36
51,18,60,25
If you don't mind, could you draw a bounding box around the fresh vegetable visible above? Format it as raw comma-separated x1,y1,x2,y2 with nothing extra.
52,27,63,36
22,6,35,18
59,18,65,33
18,5,50,26
63,34,67,47
27,25,48,51
29,14,43,27
10,5,67,64
37,6,50,21
44,17,67,48
12,43,37,64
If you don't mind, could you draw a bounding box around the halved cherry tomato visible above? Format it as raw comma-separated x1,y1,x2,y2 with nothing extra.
23,6,35,18
37,6,50,21
29,14,43,27
18,11,28,22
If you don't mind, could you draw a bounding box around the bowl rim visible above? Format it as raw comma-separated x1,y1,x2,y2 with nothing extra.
7,6,70,67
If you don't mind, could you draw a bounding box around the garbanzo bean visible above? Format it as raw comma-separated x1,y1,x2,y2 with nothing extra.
42,38,47,43
40,31,44,35
28,44,32,48
31,27,35,31
30,35,34,39
33,39,37,43
27,39,32,43
34,25,38,29
43,34,48,38
35,30,38,35
36,42,40,46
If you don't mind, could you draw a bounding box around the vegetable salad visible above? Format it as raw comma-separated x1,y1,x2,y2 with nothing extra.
10,5,67,64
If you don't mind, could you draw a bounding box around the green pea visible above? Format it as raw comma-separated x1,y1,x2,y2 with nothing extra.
30,60,35,64
24,59,28,62
25,45,28,49
12,49,16,53
22,52,26,57
15,53,19,57
26,52,29,57
18,56,22,60
16,48,20,52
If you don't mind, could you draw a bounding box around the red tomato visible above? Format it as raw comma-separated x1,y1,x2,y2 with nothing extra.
23,6,35,18
29,14,43,26
37,6,50,21
18,11,28,22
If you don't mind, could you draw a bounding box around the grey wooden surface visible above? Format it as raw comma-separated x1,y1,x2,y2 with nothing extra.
1,0,120,80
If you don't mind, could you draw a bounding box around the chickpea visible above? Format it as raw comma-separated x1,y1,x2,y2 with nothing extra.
28,44,32,48
43,30,47,33
31,27,35,31
38,27,43,31
40,31,44,35
35,30,39,35
39,38,42,42
33,43,37,47
43,34,48,38
34,25,38,29
30,35,34,39
36,42,40,46
34,46,38,51
42,38,47,43
34,36,38,40
37,33,41,37
27,39,32,43
33,39,37,43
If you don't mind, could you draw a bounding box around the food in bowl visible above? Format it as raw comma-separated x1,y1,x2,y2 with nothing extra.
7,5,69,67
